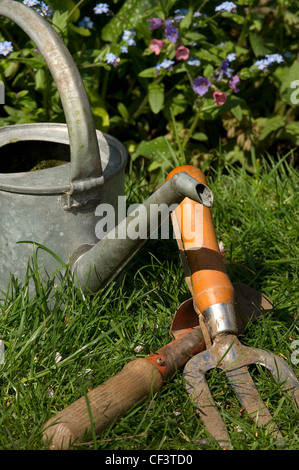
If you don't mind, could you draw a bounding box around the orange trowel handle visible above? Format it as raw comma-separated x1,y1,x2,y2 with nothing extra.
167,165,234,313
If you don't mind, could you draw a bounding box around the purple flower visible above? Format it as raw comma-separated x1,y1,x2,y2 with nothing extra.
193,77,211,96
148,18,163,30
214,59,234,82
165,20,179,43
220,59,233,77
229,74,240,93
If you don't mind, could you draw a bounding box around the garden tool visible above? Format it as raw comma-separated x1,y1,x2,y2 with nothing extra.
167,165,299,449
0,0,212,296
42,282,271,450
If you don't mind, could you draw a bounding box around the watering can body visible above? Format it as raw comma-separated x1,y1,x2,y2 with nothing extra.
0,124,126,293
0,0,127,294
0,1,213,296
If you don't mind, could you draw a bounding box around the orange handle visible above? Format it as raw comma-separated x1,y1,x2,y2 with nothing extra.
167,165,234,313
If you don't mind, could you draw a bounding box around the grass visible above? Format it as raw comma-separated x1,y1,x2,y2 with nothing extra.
0,155,298,450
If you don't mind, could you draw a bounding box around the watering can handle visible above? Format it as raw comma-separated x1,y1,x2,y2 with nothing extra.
0,0,102,185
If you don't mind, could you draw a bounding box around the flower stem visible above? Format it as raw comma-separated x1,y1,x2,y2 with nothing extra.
100,68,110,102
132,93,148,120
66,0,86,22
182,107,201,150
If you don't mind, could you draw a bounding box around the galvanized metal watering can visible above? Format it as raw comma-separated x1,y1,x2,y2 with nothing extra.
0,0,213,295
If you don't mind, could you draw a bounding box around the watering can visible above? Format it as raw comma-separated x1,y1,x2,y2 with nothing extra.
0,0,213,295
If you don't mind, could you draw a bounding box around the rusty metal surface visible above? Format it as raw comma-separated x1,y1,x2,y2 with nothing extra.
146,282,276,381
184,333,299,448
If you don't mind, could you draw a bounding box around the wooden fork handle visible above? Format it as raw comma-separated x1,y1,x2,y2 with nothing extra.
42,358,163,450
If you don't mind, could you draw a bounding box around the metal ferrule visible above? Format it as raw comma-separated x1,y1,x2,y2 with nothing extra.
202,303,238,339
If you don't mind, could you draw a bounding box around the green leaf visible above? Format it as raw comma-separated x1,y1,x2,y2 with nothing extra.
131,136,173,164
35,69,46,92
69,24,91,37
3,62,19,79
239,67,254,80
84,84,109,130
148,82,165,114
276,122,299,145
200,95,247,120
231,104,243,121
221,12,245,25
258,116,286,141
101,0,157,42
203,64,214,78
196,49,219,64
192,132,208,141
117,102,129,119
138,67,157,78
64,0,81,22
179,8,194,31
4,56,45,69
164,93,188,118
52,10,69,35
279,60,299,105
249,32,272,57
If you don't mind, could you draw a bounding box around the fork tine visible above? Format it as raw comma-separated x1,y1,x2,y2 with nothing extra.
184,350,231,448
184,336,299,448
226,365,283,440
251,349,299,407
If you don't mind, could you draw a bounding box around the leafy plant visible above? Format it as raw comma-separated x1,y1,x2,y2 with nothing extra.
0,0,299,181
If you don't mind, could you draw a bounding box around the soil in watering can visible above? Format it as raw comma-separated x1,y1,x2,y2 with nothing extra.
0,140,70,173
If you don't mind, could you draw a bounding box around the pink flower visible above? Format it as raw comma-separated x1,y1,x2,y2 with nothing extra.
149,39,165,55
175,45,190,61
213,91,227,105
229,74,240,93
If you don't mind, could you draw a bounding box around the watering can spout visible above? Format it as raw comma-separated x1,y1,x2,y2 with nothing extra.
73,170,213,292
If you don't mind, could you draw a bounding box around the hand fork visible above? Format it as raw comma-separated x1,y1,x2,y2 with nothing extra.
168,165,299,449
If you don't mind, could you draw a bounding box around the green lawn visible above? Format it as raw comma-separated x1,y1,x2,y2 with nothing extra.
0,155,298,450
